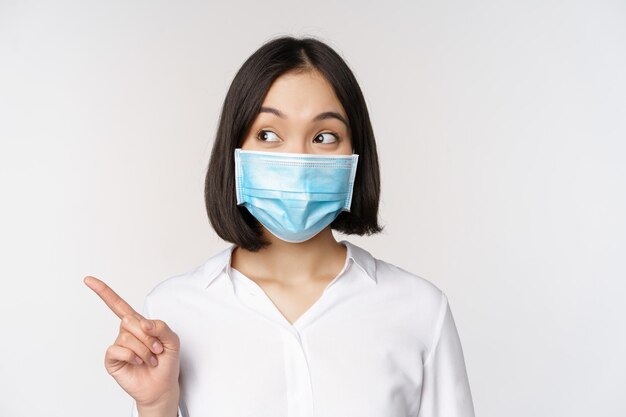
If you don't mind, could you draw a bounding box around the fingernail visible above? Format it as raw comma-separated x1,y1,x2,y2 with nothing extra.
152,341,163,353
135,355,143,365
150,356,158,367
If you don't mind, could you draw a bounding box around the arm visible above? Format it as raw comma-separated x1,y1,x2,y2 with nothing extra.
130,395,182,417
417,291,475,417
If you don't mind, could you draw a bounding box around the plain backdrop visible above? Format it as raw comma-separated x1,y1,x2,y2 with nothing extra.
1,0,625,416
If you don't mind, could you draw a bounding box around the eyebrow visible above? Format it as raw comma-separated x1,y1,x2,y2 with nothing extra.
259,106,349,128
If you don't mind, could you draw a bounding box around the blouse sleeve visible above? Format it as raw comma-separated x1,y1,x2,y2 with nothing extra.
417,291,476,417
130,400,182,417
129,295,184,417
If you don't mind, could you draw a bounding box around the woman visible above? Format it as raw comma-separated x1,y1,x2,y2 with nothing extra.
85,35,475,417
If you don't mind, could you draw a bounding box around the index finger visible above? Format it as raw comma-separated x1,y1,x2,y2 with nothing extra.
83,275,141,320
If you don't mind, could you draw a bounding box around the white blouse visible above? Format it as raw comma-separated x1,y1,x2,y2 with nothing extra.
130,239,475,417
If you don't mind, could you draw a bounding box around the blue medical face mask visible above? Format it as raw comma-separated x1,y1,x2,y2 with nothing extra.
234,148,359,243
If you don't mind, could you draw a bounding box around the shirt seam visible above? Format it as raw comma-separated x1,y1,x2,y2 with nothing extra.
422,289,448,368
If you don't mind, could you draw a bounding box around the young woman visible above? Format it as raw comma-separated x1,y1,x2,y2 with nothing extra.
85,36,475,417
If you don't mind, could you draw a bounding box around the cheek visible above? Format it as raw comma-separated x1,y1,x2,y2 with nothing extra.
341,137,353,154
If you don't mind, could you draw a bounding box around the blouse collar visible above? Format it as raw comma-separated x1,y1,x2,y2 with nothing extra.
201,239,377,289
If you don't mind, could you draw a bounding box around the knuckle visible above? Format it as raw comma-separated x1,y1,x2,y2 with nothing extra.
118,332,132,344
154,319,169,332
116,327,128,339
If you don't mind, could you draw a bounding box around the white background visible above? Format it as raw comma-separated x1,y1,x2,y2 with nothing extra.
1,1,624,416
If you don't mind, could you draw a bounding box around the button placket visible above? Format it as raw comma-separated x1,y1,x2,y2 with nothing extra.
281,328,314,417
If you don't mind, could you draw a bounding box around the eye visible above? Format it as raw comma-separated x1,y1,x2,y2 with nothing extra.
313,132,339,144
256,129,281,142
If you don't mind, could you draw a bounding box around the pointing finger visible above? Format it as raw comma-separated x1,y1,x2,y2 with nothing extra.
83,275,140,320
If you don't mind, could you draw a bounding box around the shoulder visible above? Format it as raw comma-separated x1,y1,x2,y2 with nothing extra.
143,245,231,307
346,239,445,309
373,256,448,317
367,254,452,356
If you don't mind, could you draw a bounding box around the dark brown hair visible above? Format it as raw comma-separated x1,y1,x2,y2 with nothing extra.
204,35,384,251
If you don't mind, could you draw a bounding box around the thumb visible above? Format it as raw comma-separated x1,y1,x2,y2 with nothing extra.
142,318,180,351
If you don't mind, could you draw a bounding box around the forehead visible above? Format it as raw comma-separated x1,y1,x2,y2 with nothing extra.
261,69,346,115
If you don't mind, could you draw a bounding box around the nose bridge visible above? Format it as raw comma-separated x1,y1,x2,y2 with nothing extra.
290,140,308,154
285,128,310,154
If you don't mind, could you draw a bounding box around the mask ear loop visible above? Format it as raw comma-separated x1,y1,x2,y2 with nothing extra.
343,154,359,212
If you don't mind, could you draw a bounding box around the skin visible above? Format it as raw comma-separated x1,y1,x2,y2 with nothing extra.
84,67,352,415
233,68,354,325
84,275,181,417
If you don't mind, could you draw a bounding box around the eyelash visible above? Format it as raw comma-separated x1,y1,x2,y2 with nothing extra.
255,129,341,144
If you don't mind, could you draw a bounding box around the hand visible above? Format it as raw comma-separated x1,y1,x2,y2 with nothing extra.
84,275,181,408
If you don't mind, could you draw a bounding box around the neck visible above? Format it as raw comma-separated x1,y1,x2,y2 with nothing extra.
231,226,348,284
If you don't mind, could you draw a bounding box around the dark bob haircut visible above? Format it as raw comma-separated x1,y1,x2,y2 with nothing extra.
204,35,384,252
